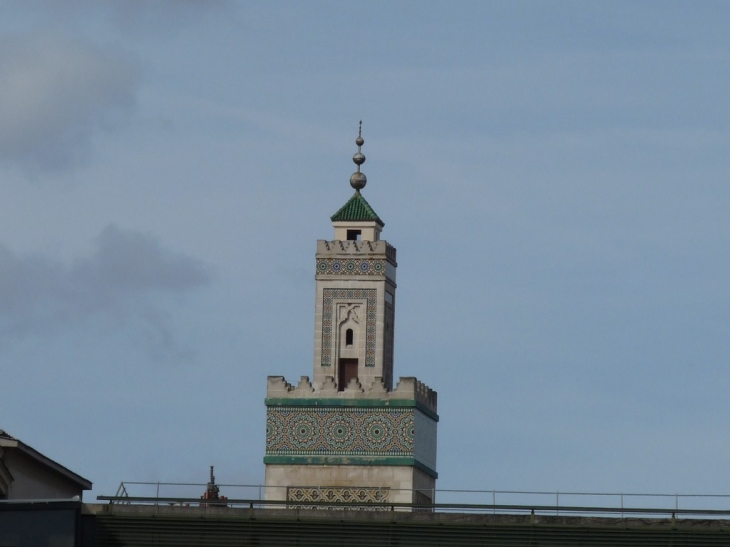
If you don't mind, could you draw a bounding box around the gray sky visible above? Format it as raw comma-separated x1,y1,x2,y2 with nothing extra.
2,1,730,502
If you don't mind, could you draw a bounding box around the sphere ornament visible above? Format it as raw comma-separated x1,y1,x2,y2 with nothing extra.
350,171,367,190
349,121,367,191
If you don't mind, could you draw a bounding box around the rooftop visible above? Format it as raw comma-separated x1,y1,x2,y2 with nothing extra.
330,191,384,226
0,429,92,491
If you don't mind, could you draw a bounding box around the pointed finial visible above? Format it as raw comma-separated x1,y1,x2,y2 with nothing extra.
350,121,367,192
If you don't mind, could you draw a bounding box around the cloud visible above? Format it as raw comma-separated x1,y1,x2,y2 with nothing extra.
0,225,211,356
100,0,236,29
18,0,237,36
0,32,141,173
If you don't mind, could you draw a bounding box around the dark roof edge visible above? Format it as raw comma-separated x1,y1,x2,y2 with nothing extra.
0,438,92,490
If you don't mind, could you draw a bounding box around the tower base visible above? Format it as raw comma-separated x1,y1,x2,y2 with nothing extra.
264,375,438,509
265,464,435,506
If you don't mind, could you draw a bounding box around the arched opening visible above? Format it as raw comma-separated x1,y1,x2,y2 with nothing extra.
345,328,354,346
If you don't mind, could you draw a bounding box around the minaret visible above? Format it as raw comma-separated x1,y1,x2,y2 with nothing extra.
264,124,438,508
313,122,397,391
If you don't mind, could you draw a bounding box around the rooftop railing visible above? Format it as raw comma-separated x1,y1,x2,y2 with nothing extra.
100,482,730,519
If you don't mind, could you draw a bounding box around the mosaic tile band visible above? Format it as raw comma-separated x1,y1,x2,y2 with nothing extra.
316,258,386,276
287,486,389,507
266,407,414,457
321,288,377,367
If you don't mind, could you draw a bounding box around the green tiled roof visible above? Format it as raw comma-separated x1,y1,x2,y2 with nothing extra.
330,192,384,226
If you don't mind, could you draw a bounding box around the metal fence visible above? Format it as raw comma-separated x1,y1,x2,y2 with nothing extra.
104,482,730,518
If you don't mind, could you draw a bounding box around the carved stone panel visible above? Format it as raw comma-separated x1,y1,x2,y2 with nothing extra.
321,289,376,367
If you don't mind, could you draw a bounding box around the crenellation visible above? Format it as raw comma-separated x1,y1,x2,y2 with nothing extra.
294,376,315,395
319,376,339,395
267,375,436,410
342,377,364,396
317,240,397,265
267,376,293,395
367,376,388,397
385,244,397,263
393,377,438,413
416,379,438,413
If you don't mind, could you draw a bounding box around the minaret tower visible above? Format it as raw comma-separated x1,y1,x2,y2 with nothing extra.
264,124,438,507
313,122,397,392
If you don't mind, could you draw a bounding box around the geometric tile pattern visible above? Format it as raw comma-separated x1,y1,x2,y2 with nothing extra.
266,407,414,457
316,258,386,276
287,486,389,508
321,288,376,367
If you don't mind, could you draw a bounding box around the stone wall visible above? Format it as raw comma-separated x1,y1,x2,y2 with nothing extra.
264,464,435,505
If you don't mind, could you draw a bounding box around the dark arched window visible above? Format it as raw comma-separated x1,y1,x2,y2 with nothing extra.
345,329,354,346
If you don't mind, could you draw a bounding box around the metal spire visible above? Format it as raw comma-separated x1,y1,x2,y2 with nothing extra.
350,121,367,193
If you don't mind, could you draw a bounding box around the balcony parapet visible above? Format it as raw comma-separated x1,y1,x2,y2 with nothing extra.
267,375,437,415
317,240,397,265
